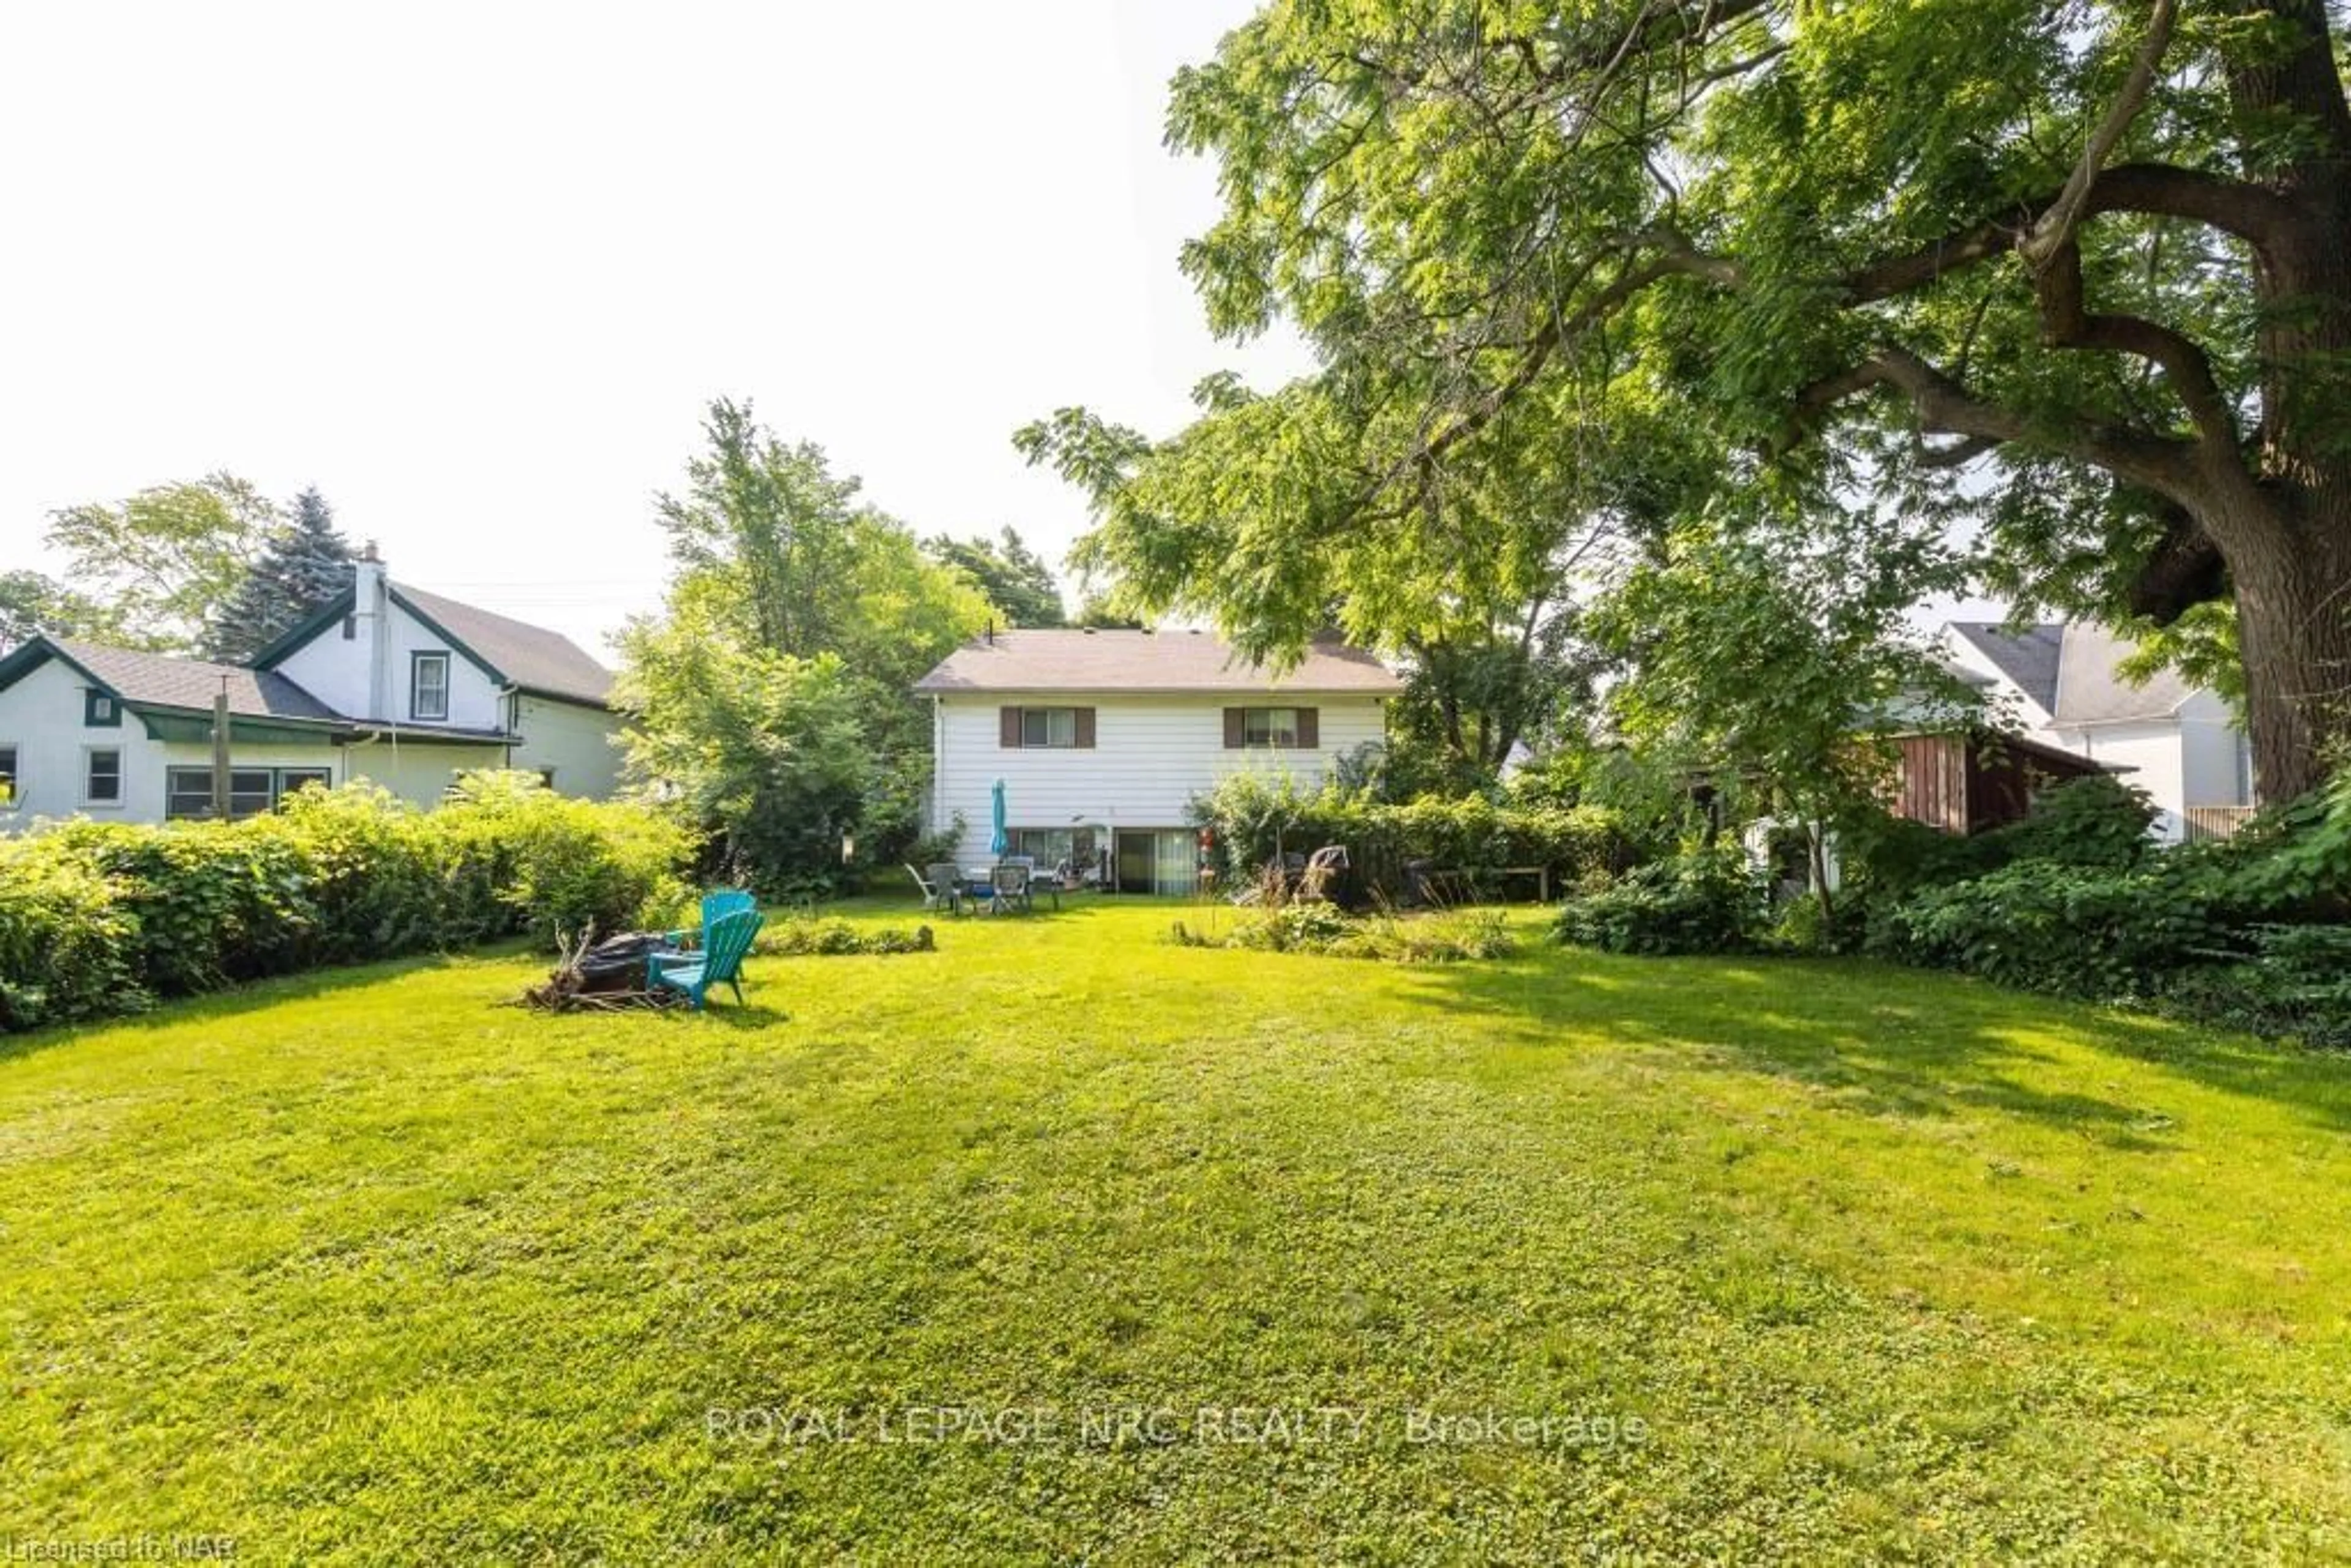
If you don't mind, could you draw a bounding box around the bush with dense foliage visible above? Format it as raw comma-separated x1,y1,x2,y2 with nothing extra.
1554,847,1771,956
1189,774,1632,902
1856,772,2351,1045
757,918,937,956
0,773,692,1032
1172,903,1513,964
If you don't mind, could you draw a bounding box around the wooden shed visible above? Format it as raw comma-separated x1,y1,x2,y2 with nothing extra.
1890,729,2113,836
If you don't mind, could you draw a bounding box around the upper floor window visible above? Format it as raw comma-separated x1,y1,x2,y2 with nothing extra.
84,689,120,727
1000,705,1093,748
1023,707,1077,748
411,652,450,721
1224,705,1320,750
0,743,18,809
1244,707,1298,748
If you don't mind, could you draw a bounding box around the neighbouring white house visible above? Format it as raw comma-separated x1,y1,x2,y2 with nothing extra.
0,552,623,830
1941,619,2256,841
913,628,1406,894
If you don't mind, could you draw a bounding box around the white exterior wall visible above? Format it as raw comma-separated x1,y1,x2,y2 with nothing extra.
2176,692,2252,809
0,658,172,825
338,737,509,807
0,658,360,828
2055,719,2188,839
271,576,501,730
384,606,503,730
512,694,624,800
928,690,1389,841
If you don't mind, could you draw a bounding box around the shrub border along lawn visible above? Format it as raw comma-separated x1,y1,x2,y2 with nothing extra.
0,771,691,1032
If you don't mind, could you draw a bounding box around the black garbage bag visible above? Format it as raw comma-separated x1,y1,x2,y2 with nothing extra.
575,932,668,993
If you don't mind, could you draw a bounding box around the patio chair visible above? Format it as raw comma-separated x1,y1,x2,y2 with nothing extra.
650,907,764,1010
664,888,758,951
991,861,1033,915
910,862,962,915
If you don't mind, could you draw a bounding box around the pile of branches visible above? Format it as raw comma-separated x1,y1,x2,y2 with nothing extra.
514,929,684,1013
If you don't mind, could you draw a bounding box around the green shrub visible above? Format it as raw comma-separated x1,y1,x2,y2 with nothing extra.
1173,904,1514,963
757,918,936,956
1880,861,2221,999
1556,848,1770,955
438,773,692,947
1861,775,2351,1042
2158,925,2351,1048
0,842,144,1029
1189,775,1634,899
0,772,696,1033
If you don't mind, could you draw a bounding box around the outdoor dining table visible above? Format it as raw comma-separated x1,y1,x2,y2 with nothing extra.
958,869,1062,913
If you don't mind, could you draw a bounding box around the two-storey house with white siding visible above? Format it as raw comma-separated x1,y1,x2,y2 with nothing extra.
914,628,1405,895
0,550,623,829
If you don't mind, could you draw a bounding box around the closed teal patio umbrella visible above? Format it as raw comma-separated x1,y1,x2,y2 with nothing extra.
989,778,1009,857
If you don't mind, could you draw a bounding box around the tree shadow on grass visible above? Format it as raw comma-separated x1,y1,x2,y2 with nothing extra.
1395,947,2351,1142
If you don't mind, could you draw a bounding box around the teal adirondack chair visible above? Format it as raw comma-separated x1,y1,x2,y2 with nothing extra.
664,888,757,951
650,907,763,1010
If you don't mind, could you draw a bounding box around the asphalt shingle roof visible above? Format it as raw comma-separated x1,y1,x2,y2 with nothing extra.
912,629,1405,695
54,640,343,722
1946,622,2065,715
2051,621,2194,724
1948,620,2195,726
397,585,613,706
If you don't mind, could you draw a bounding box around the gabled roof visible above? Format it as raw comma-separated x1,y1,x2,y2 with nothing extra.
252,580,614,707
912,629,1406,695
1946,618,2200,727
0,636,343,724
2051,621,2194,724
394,585,613,707
1946,622,2064,714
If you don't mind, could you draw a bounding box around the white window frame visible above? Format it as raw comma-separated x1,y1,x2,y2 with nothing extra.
411,651,451,722
0,741,20,811
82,745,124,808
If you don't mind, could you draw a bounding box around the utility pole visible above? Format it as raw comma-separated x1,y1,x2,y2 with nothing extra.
211,678,232,819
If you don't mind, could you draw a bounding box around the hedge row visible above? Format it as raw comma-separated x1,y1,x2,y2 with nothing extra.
0,771,693,1032
1189,775,1634,899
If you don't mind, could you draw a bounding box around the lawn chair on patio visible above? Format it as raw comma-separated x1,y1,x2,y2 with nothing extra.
990,861,1034,915
650,907,763,1010
664,888,757,951
909,862,962,915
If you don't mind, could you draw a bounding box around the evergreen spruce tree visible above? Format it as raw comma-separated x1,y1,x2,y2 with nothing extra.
204,487,358,661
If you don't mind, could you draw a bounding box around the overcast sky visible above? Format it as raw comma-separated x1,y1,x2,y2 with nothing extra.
0,1,1310,653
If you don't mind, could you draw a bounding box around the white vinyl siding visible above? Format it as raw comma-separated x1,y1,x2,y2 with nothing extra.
929,691,1386,841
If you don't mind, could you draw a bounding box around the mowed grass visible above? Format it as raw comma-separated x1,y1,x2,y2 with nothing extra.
3,901,2349,1563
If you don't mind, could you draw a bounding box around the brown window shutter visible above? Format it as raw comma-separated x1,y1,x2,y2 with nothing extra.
1223,707,1246,748
1295,707,1319,749
1074,707,1097,748
1000,707,1022,748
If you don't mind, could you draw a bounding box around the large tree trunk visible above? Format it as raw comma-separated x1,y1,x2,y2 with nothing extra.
2226,498,2351,803
2218,0,2351,802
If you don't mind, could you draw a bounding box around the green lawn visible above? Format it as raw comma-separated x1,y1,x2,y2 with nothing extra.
4,900,2349,1562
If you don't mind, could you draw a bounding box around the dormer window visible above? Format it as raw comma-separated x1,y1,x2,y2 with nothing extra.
83,689,119,727
410,652,450,721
